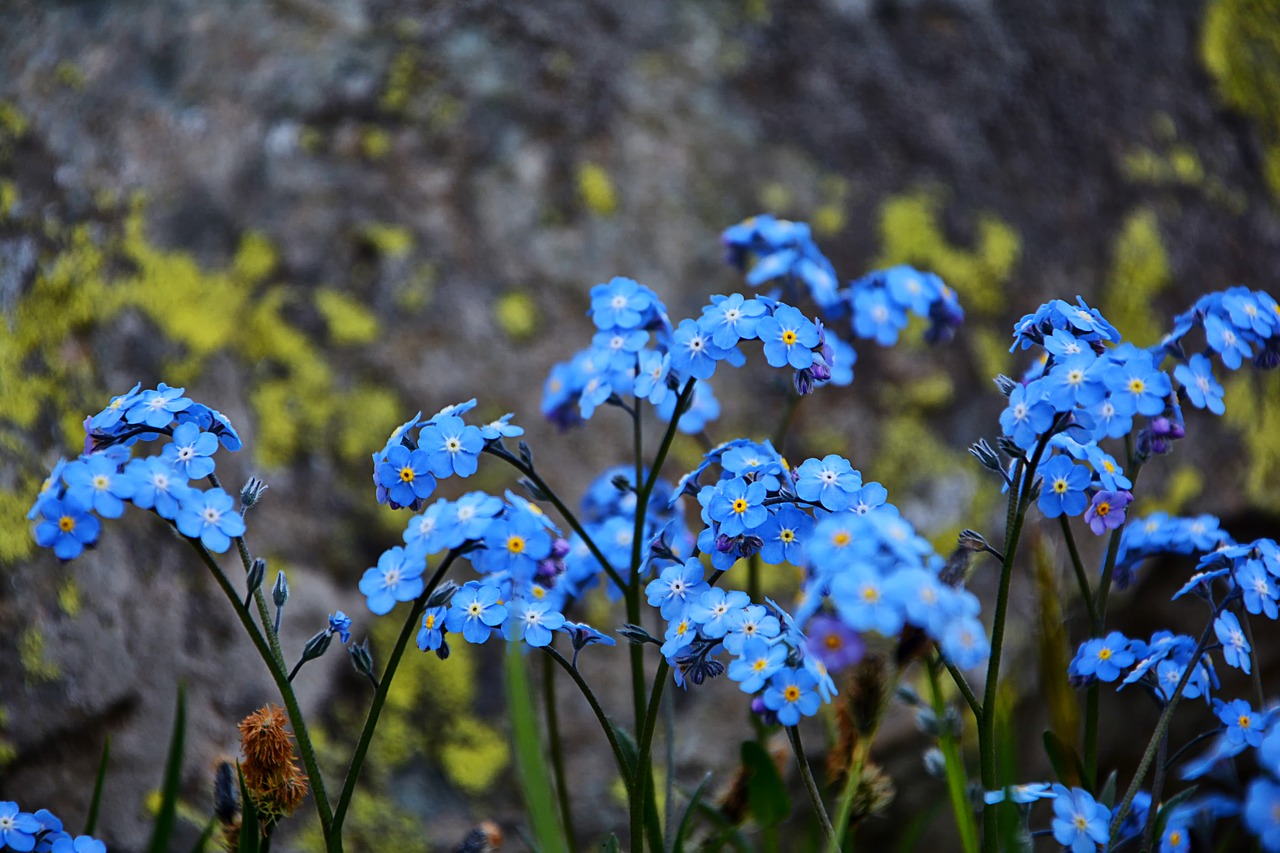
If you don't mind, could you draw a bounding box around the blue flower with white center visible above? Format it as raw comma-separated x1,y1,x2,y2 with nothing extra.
707,477,768,537
1174,353,1226,414
478,510,552,581
419,415,484,478
1205,313,1253,369
999,381,1056,451
1043,328,1089,358
701,293,767,347
758,505,813,566
1080,443,1131,491
432,398,478,420
63,453,134,519
1087,395,1134,441
478,413,523,441
125,456,193,520
1216,611,1251,673
852,287,909,347
590,276,651,329
358,546,426,615
591,328,650,371
33,495,101,561
883,265,941,315
1050,785,1111,853
982,782,1056,805
1236,560,1279,619
763,668,821,725
446,582,507,643
758,304,819,369
723,604,781,655
504,594,565,648
175,488,245,554
376,444,437,509
0,802,39,853
634,350,672,406
645,559,710,620
670,318,728,380
403,498,455,554
161,422,220,479
1104,351,1172,417
728,638,787,694
688,588,750,638
795,455,860,511
1045,352,1106,410
831,566,902,636
417,606,448,651
125,383,192,429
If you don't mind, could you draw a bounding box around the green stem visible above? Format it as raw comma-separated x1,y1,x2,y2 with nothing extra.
542,647,633,798
1140,726,1170,851
770,393,801,451
1241,611,1266,708
331,552,458,837
786,725,836,849
1107,606,1221,846
929,657,981,853
944,662,984,720
633,659,671,853
980,435,1049,852
1057,515,1098,627
184,539,334,843
543,652,577,851
830,736,869,852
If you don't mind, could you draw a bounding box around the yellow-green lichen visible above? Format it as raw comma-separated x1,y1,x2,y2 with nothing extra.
57,577,82,617
494,291,540,341
437,716,510,795
394,263,436,313
52,61,87,91
1137,465,1205,517
18,628,60,683
577,162,618,216
335,385,402,465
1105,208,1170,347
358,223,414,259
0,739,16,768
1201,0,1280,195
315,288,380,346
0,488,37,565
875,189,1021,318
0,101,28,140
1223,371,1280,510
0,180,16,217
359,126,392,161
379,48,419,116
757,182,791,214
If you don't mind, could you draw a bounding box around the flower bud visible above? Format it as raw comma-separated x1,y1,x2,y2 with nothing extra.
349,639,377,684
272,571,289,609
618,624,660,646
427,580,459,609
240,476,269,510
993,374,1017,396
245,558,266,597
922,747,947,779
300,629,332,664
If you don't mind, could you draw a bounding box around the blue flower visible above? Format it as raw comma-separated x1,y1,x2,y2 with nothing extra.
723,604,782,655
1071,632,1135,682
328,612,352,644
657,381,721,433
1174,353,1226,414
762,668,821,725
940,617,990,669
727,638,787,693
504,599,566,648
1000,382,1056,451
376,444,437,509
358,546,426,615
831,566,903,637
661,614,698,658
417,606,448,651
590,276,652,329
125,383,192,429
1205,313,1253,369
89,383,142,432
478,413,524,441
175,488,246,553
1214,698,1265,748
1215,611,1252,673
592,328,650,371
478,509,552,581
701,293,767,347
125,457,193,520
1050,786,1111,853
51,836,107,853
1037,455,1091,518
1104,350,1172,417
670,318,729,380
758,304,819,369
795,455,860,511
418,415,484,478
1245,778,1280,851
707,477,769,537
852,288,908,346
62,453,135,519
0,801,39,852
757,505,813,566
982,782,1056,805
160,422,220,480
634,350,672,406
645,559,710,619
33,496,100,561
688,588,750,638
445,582,507,643
403,498,456,555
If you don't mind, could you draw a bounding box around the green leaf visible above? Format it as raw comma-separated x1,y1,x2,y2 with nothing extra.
599,834,621,852
190,818,217,853
84,735,111,835
237,765,261,853
674,773,714,853
741,740,790,827
1041,730,1085,788
146,685,186,853
1098,770,1118,810
1153,785,1199,839
611,719,640,778
505,643,569,853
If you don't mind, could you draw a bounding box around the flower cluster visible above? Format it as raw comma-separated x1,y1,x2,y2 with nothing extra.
371,399,514,511
847,265,965,346
1112,511,1234,589
0,801,105,852
30,384,246,559
542,278,842,431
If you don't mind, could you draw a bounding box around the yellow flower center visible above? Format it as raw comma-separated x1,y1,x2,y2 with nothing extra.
1096,502,1111,517
784,685,801,702
833,531,851,547
782,329,797,346
399,467,415,483
59,515,76,532
732,498,748,514
507,535,526,554
425,614,436,629
824,634,842,650
1127,378,1145,394
1098,648,1111,660
780,529,795,543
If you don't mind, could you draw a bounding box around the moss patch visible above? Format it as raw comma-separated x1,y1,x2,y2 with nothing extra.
1105,208,1170,347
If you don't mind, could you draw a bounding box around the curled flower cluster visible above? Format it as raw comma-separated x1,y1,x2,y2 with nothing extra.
30,384,245,559
238,705,308,823
722,213,964,355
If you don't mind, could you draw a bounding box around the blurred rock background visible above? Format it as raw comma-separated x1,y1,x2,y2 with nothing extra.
2,0,1280,850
